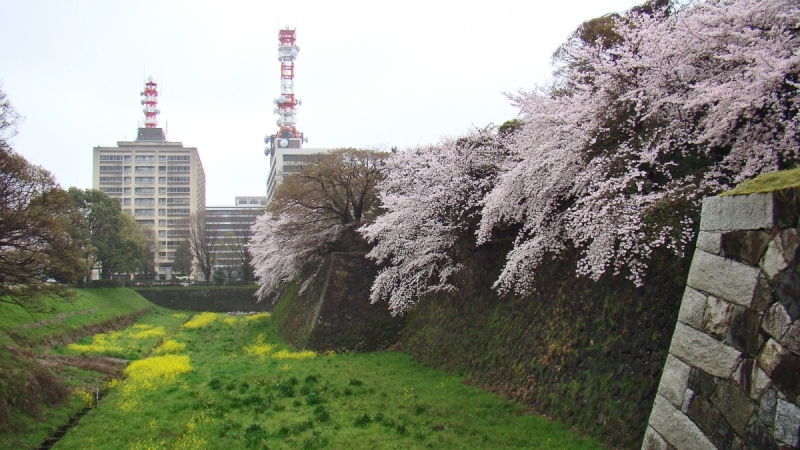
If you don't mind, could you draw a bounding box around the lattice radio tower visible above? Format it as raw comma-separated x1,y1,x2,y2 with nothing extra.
265,26,306,155
140,76,160,128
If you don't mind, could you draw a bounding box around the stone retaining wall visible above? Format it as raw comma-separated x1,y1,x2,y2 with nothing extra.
643,190,800,449
274,253,406,353
134,287,268,312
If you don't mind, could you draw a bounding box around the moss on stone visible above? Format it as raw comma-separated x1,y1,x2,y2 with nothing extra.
722,168,800,196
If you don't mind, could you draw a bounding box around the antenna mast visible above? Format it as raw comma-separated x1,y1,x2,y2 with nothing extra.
140,76,160,128
264,26,306,155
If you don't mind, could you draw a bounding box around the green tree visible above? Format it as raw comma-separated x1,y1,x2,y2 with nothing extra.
69,188,143,279
137,226,157,281
212,268,226,285
0,89,85,312
173,240,193,277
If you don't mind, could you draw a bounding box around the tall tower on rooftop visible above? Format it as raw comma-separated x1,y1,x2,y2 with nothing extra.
264,27,327,203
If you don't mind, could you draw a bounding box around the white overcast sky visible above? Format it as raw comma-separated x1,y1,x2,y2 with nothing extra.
1,0,644,205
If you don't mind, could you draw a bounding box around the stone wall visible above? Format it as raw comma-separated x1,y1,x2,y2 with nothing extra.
134,287,269,312
273,252,406,353
402,238,690,449
644,190,800,450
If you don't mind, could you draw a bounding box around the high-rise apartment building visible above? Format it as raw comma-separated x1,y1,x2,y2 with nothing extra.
266,147,330,203
92,126,206,280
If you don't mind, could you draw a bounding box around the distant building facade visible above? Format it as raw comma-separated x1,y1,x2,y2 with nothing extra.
92,127,206,280
266,147,330,203
206,197,267,282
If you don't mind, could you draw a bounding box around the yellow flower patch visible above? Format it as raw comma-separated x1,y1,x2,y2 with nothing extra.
67,333,123,354
153,339,186,355
223,317,238,326
131,326,166,340
181,312,217,330
245,312,271,322
118,355,192,411
73,388,94,409
243,334,275,358
172,313,187,318
271,349,316,360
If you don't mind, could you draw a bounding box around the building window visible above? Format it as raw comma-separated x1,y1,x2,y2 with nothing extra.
166,187,190,194
135,166,155,173
135,209,155,216
124,187,131,194
134,187,155,195
99,187,123,194
136,220,155,226
158,230,166,237
123,198,131,205
159,177,166,184
167,176,190,183
167,155,190,161
159,252,167,257
135,155,155,162
167,198,190,204
159,209,166,216
159,187,166,194
167,208,190,215
99,165,123,172
159,155,166,162
158,198,166,205
167,165,190,172
124,166,131,173
134,198,155,205
124,155,131,162
124,177,131,185
99,155,123,161
135,177,155,184
159,166,166,173
99,176,123,183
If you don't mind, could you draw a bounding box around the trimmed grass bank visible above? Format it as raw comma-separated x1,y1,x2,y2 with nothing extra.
56,312,601,449
0,288,176,449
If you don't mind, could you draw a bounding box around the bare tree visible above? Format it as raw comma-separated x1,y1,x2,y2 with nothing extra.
229,209,262,283
137,226,157,281
180,211,217,284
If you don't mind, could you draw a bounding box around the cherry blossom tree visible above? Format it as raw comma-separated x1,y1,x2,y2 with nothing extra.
359,128,509,314
479,0,800,295
249,148,386,300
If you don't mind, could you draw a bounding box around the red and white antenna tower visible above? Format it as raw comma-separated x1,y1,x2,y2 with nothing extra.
140,76,160,128
265,26,306,154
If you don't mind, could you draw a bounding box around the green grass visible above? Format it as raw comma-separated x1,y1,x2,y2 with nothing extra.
55,313,602,450
0,288,154,345
722,167,800,196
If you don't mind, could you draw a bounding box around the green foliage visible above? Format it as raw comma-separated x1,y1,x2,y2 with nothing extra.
173,240,193,277
69,188,144,279
212,268,227,285
723,167,800,196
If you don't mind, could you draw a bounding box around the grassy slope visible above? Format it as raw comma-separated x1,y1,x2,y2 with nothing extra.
0,288,177,450
56,313,601,450
723,167,800,195
0,288,153,345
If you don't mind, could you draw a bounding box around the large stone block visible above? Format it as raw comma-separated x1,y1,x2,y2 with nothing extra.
641,426,669,450
700,193,774,232
671,322,742,379
686,394,735,450
775,399,800,447
776,228,800,265
687,250,761,308
760,389,778,427
782,320,800,355
678,287,707,330
758,338,788,376
726,306,762,356
697,231,722,255
775,269,800,320
710,379,757,435
649,394,716,450
658,355,692,408
762,303,792,341
703,295,734,340
735,359,771,401
761,239,790,280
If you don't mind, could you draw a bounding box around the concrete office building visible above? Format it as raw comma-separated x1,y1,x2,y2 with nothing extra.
266,147,330,203
93,126,206,280
206,197,267,281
